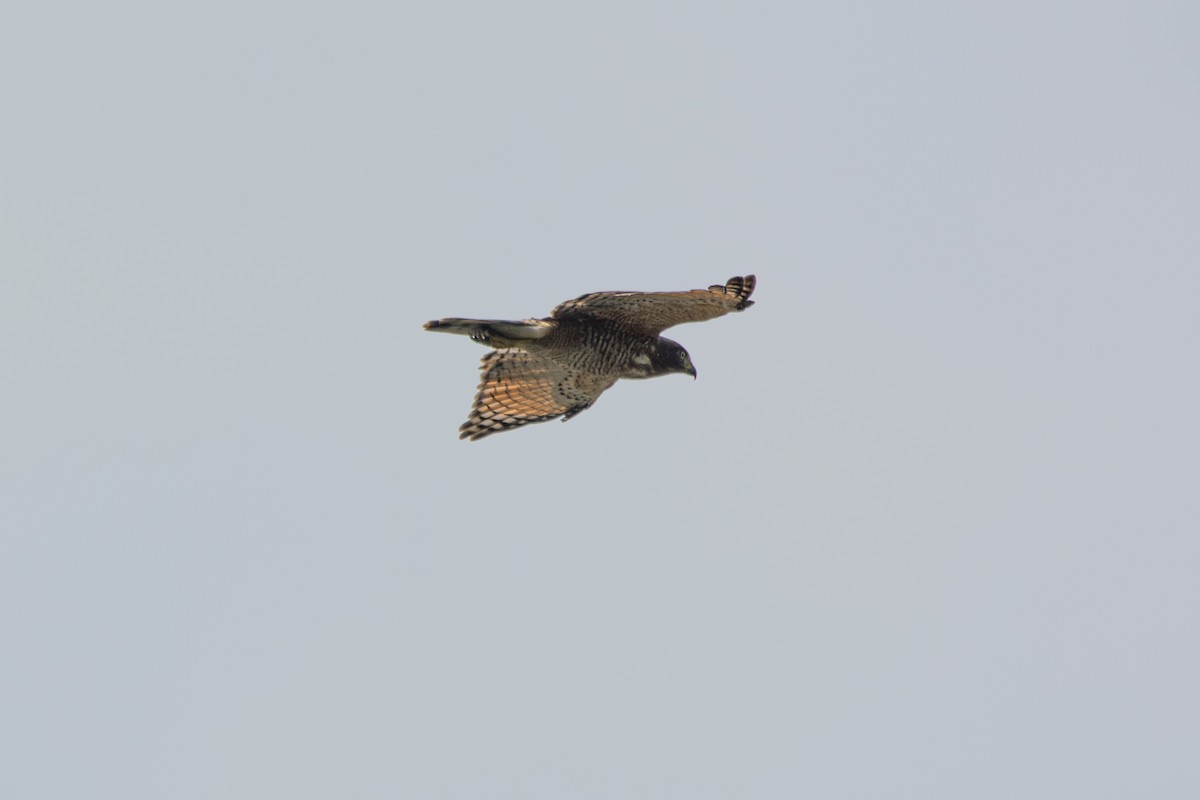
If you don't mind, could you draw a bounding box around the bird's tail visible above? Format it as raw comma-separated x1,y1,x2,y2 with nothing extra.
422,317,552,346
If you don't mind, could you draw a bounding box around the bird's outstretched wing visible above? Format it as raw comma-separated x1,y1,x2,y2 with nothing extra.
550,275,756,335
459,349,616,441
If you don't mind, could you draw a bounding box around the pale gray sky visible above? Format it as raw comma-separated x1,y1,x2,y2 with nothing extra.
3,2,1198,798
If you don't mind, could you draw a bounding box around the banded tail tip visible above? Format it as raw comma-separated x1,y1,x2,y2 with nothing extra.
424,318,471,333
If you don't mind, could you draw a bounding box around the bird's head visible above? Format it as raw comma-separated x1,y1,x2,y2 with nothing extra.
658,339,697,379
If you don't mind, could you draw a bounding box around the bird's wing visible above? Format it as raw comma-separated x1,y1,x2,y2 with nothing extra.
550,275,756,335
459,349,616,441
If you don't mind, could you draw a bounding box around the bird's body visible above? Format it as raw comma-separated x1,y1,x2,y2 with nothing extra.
425,317,671,379
424,275,756,440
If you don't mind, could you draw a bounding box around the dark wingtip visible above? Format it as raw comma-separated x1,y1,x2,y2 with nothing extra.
727,275,756,310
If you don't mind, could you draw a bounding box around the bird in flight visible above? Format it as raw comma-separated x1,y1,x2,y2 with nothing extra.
424,275,756,440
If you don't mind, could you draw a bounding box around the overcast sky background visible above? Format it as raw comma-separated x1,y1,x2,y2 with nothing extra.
3,2,1198,798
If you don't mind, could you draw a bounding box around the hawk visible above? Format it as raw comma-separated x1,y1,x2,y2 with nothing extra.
424,275,756,440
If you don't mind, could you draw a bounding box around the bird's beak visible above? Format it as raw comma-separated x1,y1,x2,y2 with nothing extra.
688,365,697,379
